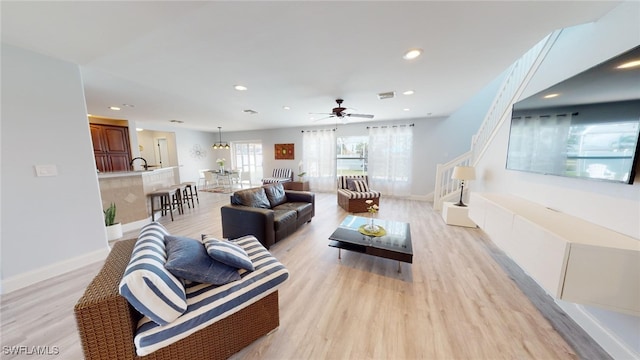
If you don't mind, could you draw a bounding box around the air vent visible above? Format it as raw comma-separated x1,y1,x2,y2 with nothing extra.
169,119,184,123
243,109,258,114
377,91,396,100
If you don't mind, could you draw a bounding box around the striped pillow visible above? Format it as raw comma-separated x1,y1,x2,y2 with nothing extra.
119,222,187,326
349,179,370,192
203,235,255,271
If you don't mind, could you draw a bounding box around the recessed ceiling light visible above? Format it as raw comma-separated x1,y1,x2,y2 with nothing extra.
403,90,415,95
616,60,640,69
136,128,144,132
234,85,248,91
403,108,410,111
283,106,291,110
543,93,560,99
403,48,423,60
109,106,121,111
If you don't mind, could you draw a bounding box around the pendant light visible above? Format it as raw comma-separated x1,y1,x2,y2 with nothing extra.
212,126,229,149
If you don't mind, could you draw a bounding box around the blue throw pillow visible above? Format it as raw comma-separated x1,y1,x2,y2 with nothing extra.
164,235,241,285
202,235,255,271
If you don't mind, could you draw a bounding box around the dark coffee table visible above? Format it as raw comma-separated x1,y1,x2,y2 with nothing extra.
328,215,412,272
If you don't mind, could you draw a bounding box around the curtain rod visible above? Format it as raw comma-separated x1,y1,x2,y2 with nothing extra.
513,112,579,120
366,123,414,129
301,128,336,133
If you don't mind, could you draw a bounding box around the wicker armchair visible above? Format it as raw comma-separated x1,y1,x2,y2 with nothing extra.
74,238,280,360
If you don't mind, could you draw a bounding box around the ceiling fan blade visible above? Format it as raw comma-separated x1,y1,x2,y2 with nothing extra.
346,113,374,119
309,112,333,115
313,115,335,122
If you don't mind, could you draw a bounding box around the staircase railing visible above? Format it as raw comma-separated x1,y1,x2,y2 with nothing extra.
433,151,473,209
433,30,561,211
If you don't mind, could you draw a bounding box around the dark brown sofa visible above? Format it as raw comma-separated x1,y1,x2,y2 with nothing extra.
221,183,314,248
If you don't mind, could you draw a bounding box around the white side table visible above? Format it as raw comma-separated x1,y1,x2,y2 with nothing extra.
442,202,476,228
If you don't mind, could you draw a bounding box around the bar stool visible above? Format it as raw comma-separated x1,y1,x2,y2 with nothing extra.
148,188,175,221
181,182,199,207
170,184,187,213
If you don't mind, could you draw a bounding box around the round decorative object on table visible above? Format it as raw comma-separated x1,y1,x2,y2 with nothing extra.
358,224,386,237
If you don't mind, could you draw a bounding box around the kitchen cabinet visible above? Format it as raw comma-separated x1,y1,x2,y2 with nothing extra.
90,124,131,172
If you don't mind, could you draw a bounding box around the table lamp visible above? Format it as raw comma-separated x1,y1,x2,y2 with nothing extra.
451,166,476,207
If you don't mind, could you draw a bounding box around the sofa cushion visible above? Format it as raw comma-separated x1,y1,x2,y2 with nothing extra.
274,202,312,219
119,222,187,326
264,183,287,207
164,235,241,285
202,235,255,271
272,209,297,231
231,187,271,208
132,235,289,357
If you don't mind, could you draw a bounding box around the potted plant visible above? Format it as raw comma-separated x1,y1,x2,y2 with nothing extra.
104,202,123,241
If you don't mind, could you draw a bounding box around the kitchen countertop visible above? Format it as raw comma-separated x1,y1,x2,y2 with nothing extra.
97,166,176,179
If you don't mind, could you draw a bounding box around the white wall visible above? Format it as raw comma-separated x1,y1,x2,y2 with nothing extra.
1,45,109,293
473,2,640,358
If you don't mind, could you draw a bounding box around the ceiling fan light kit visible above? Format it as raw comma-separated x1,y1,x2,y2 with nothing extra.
311,98,375,122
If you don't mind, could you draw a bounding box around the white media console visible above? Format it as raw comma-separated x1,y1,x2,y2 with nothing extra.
469,192,639,316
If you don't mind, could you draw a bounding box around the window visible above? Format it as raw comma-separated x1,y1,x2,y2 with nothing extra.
336,136,368,176
231,141,263,184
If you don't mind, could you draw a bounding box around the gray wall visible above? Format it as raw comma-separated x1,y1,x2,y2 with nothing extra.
1,44,108,291
473,2,640,357
169,106,497,199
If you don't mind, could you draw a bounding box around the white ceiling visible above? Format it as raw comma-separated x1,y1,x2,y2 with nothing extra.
1,1,621,132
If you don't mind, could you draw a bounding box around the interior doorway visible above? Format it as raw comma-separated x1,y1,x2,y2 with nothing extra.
154,137,170,168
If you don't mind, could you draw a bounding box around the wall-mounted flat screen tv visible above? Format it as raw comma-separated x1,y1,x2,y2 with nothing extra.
506,46,640,184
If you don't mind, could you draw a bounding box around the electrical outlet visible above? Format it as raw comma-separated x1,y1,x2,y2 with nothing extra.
35,164,58,177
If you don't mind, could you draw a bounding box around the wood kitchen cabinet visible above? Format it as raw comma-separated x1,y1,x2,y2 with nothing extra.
90,124,131,172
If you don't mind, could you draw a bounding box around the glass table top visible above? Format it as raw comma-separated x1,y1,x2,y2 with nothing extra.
329,215,412,255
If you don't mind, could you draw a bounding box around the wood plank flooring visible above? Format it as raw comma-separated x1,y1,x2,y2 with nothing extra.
0,190,609,359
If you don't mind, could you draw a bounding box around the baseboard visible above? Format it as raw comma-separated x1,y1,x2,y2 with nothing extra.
122,217,151,234
1,247,109,294
556,300,640,360
409,193,433,202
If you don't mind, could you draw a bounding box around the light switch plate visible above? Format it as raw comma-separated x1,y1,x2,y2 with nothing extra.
35,164,58,177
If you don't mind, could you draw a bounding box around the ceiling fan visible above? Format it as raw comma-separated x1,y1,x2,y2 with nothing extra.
311,99,374,122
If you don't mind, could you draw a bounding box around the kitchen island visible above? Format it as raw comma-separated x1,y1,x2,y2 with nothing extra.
98,167,179,228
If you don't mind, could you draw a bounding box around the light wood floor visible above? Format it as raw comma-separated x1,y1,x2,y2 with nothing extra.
1,190,609,359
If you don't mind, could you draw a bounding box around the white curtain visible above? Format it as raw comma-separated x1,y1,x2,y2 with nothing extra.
303,129,336,192
367,125,413,196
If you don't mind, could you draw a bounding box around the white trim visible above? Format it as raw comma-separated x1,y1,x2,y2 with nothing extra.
122,217,151,234
1,247,109,294
408,193,433,202
556,300,639,360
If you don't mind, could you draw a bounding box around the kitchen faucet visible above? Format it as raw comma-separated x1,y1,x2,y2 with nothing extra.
130,157,148,171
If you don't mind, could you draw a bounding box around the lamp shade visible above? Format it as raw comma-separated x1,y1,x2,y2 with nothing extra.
451,166,476,181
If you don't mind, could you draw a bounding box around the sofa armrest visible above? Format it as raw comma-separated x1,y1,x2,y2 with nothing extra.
221,205,276,248
74,238,141,360
285,190,315,218
285,190,314,203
